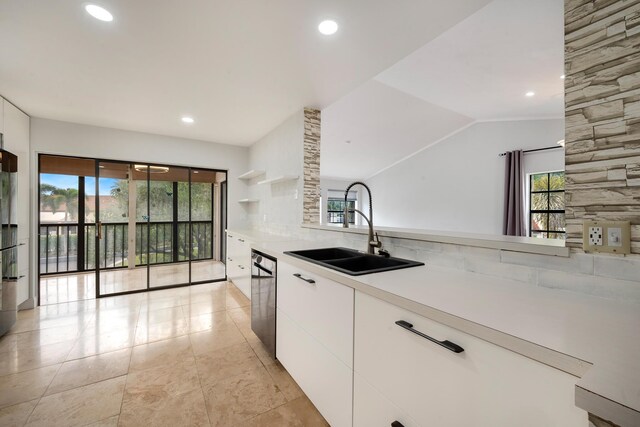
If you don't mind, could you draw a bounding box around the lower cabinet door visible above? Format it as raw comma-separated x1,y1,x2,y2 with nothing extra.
278,261,354,367
235,264,250,298
353,372,416,427
354,291,587,427
276,308,353,427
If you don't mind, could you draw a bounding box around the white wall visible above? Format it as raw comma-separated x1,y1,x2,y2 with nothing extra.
365,119,565,235
30,118,249,228
246,110,304,234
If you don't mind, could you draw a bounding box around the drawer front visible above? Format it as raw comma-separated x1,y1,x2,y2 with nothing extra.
234,266,251,299
226,257,239,280
277,308,353,427
354,372,416,427
278,261,354,367
354,291,586,427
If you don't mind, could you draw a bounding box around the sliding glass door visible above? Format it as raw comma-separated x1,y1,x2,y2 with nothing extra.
39,154,227,303
96,161,145,296
146,164,190,288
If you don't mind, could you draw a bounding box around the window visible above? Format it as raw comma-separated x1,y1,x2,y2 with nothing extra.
529,171,565,240
326,190,357,225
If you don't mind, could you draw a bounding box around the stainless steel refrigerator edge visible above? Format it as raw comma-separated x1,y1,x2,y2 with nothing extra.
250,250,277,359
0,135,19,337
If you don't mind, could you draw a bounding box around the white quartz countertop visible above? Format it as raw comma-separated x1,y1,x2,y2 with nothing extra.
227,229,640,426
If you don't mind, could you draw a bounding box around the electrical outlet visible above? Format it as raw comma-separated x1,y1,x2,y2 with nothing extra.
583,221,631,254
589,226,603,246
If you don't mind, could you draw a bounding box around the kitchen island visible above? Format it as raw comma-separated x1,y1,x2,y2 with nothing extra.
228,229,640,427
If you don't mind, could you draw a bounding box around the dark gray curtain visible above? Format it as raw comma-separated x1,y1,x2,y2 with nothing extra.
503,150,526,236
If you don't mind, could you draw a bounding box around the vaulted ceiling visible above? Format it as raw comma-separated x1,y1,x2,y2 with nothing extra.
321,0,564,180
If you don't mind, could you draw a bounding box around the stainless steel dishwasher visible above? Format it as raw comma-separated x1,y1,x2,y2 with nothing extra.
250,250,276,359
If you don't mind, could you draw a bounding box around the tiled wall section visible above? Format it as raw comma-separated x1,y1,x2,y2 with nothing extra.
564,0,640,254
303,108,321,224
296,227,640,303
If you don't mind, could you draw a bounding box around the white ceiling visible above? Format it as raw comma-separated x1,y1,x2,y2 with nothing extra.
321,0,564,180
376,0,565,120
321,80,473,179
0,0,490,145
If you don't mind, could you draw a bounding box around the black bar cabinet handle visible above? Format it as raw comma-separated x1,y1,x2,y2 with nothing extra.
395,320,464,353
238,238,245,242
391,422,405,427
293,273,315,284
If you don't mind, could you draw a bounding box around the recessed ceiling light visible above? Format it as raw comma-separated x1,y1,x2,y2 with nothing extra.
525,91,535,97
85,4,113,22
181,116,194,124
560,74,566,79
318,20,338,35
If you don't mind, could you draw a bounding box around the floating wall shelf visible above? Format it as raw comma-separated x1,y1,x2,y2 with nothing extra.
257,175,299,185
238,170,265,180
238,199,259,203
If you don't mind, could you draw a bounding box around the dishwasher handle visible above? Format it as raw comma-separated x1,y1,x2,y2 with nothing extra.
253,262,273,276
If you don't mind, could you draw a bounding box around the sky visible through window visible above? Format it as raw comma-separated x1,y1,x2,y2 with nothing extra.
41,173,118,196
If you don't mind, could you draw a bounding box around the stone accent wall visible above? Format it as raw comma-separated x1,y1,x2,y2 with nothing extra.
303,108,321,224
564,0,640,254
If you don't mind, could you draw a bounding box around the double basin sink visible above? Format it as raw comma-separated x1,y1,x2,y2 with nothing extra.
284,247,424,276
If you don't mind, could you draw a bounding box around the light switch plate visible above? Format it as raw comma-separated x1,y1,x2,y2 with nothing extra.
583,220,631,254
607,227,623,247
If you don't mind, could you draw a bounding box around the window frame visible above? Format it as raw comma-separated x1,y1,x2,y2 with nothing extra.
528,171,566,240
326,192,357,225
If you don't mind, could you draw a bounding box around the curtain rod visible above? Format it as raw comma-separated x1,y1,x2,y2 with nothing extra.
498,145,563,157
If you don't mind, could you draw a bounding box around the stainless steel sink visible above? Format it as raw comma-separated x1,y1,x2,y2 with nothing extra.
284,247,424,276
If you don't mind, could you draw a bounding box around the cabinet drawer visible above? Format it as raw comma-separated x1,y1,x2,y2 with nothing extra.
354,291,586,427
278,260,354,367
354,372,416,427
276,308,352,427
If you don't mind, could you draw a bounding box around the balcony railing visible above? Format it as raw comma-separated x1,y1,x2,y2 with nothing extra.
40,221,213,275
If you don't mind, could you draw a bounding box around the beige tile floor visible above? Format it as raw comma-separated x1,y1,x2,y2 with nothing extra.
0,281,329,426
40,260,227,305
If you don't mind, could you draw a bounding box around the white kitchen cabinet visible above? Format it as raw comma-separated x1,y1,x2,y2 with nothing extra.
277,261,354,367
276,259,355,427
3,100,30,306
353,372,416,427
225,232,251,298
277,308,353,427
354,291,587,427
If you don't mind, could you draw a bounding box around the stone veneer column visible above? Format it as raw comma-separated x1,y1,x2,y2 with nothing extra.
564,0,640,254
303,108,321,224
